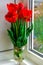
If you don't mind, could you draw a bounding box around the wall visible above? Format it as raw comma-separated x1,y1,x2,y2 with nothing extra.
0,0,14,51
0,0,29,60
0,0,29,51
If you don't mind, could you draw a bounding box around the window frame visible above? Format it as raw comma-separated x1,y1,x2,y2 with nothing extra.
28,0,43,58
27,0,43,65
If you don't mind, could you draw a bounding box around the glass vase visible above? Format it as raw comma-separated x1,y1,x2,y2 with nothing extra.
14,46,25,65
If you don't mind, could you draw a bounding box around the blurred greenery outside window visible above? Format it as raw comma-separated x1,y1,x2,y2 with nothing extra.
34,1,43,54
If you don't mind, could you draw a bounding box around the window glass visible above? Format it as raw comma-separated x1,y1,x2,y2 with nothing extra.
34,0,43,54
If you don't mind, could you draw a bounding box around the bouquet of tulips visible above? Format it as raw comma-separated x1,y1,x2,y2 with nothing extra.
5,2,33,60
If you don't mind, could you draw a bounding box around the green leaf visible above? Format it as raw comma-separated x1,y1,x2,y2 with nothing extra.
24,22,26,38
11,23,18,42
16,36,27,48
26,23,33,37
7,29,15,45
22,37,27,46
16,41,22,48
16,36,22,48
16,20,27,48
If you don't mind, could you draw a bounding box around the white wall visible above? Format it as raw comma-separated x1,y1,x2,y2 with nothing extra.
0,0,14,51
0,0,29,51
0,0,29,60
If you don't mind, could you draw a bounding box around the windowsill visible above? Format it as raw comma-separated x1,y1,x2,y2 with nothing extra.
27,49,43,65
0,49,38,65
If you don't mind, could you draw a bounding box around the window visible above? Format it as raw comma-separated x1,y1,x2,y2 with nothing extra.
34,0,43,55
28,0,43,58
27,1,43,65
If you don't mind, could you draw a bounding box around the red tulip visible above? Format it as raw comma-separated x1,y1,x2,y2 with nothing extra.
7,3,18,12
18,2,24,10
5,2,32,23
5,12,18,23
18,8,32,22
